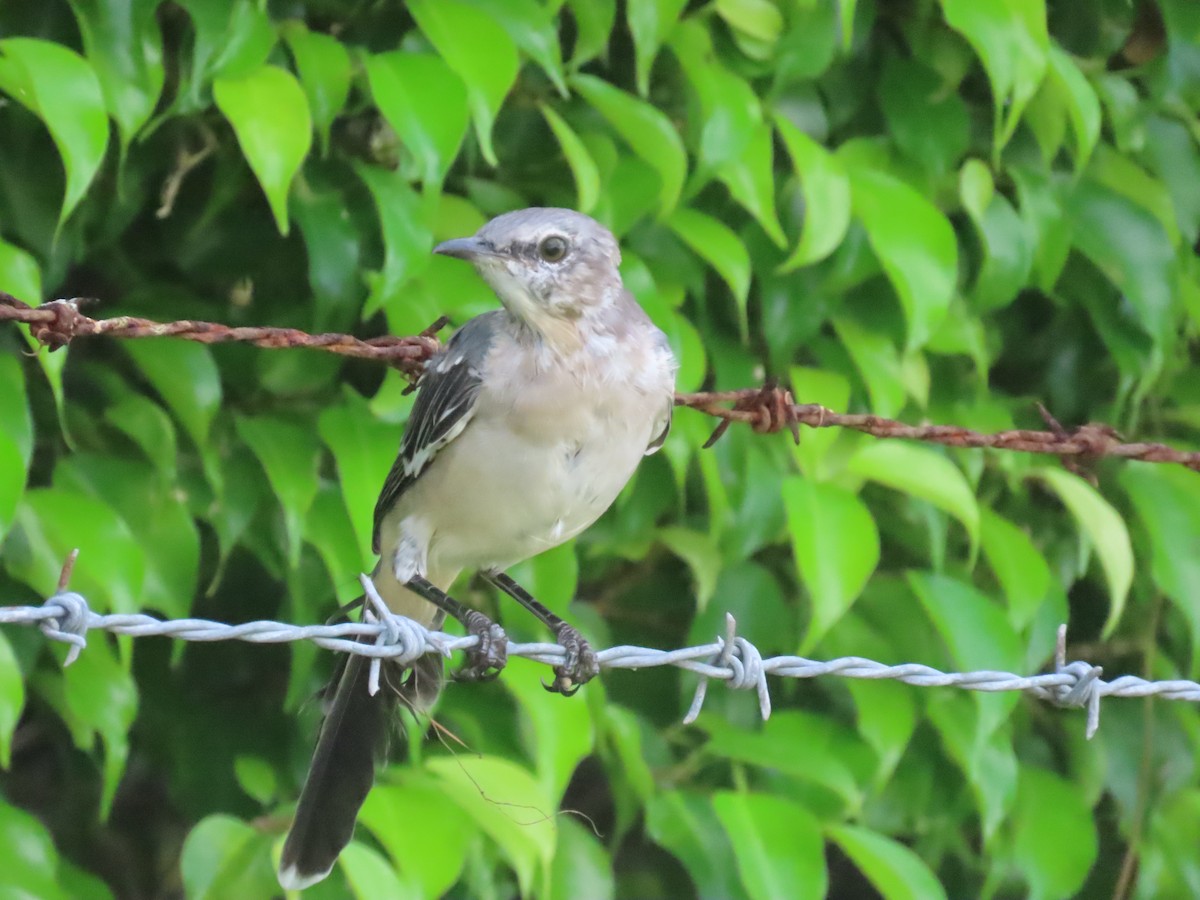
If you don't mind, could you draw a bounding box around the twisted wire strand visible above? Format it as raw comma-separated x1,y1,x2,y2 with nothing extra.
5,585,1198,740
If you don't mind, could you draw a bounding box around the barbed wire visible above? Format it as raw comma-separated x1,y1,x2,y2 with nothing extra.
3,292,1198,471
3,573,1198,740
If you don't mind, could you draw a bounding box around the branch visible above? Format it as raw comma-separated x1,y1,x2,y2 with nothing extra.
4,293,1198,472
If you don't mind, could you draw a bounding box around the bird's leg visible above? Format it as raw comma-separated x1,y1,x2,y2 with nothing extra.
404,575,508,681
483,571,599,696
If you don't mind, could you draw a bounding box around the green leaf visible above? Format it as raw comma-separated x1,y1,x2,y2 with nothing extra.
711,792,827,900
1120,465,1200,675
339,841,420,899
0,241,66,427
566,0,616,65
281,21,351,154
1032,467,1133,637
775,117,851,269
1066,176,1176,347
845,163,956,350
704,712,871,808
0,38,109,224
103,393,178,480
717,122,787,247
0,431,26,544
539,104,601,213
464,0,566,95
939,0,1049,148
67,0,165,150
833,317,907,417
645,791,748,900
1012,767,1099,899
782,476,880,651
360,776,472,898
123,341,222,450
10,488,146,616
847,442,980,551
426,756,555,896
908,572,1023,674
213,64,312,234
626,0,688,96
549,818,615,900
355,164,436,323
1046,45,1100,172
179,815,277,900
365,52,470,188
232,755,276,805
667,207,751,335
829,825,948,900
408,0,519,167
573,74,687,217
980,509,1058,631
57,635,138,818
0,631,25,769
505,657,594,803
0,800,67,900
234,415,321,567
670,21,760,177
658,526,722,612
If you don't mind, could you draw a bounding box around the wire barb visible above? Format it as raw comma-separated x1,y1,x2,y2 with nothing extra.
5,587,1200,739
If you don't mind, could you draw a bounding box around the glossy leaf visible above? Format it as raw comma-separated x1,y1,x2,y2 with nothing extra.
712,791,827,900
940,0,1049,147
408,0,519,167
573,74,687,217
1120,465,1200,672
667,207,751,334
360,776,472,898
626,0,688,96
67,0,164,150
426,756,555,896
123,341,221,450
339,841,420,899
847,442,980,550
829,825,948,900
846,164,956,349
281,22,351,154
1032,467,1133,637
365,52,470,188
776,117,852,269
464,0,566,95
0,631,24,769
0,37,109,224
539,104,601,213
234,415,321,567
213,64,312,234
1012,767,1099,899
179,815,277,899
783,476,880,651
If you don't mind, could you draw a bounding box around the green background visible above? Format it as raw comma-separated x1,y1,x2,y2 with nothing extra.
2,1,1200,897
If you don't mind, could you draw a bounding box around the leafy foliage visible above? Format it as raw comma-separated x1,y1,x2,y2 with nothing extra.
1,0,1199,897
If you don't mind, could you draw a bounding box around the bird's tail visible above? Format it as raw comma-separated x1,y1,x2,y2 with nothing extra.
277,637,443,890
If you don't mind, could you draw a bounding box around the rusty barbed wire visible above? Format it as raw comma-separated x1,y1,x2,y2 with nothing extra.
3,292,1199,472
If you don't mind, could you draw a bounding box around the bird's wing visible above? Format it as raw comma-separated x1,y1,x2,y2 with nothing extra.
372,312,501,553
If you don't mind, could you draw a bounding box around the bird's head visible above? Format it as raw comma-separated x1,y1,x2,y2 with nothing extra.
434,208,623,335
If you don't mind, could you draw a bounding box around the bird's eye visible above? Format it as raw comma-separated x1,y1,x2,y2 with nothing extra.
538,235,569,262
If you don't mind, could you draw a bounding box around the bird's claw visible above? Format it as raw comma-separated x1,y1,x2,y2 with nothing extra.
456,610,508,681
544,623,599,696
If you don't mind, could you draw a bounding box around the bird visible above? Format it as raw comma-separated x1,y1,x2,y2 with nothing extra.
278,207,678,890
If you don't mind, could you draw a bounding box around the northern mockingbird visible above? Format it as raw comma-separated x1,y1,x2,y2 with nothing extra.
279,207,678,889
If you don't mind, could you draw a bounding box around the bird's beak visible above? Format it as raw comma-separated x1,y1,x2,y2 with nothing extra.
433,236,494,260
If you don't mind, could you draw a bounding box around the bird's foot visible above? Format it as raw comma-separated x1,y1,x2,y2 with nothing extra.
456,610,508,681
545,623,599,696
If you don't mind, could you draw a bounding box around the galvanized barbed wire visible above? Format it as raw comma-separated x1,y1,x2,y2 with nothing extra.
4,578,1199,740
4,292,1199,471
